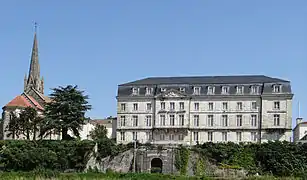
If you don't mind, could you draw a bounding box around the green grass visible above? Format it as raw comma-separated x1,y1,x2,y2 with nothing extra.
0,172,301,180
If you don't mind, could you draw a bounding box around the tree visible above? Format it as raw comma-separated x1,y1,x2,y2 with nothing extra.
89,124,108,141
5,112,20,139
18,107,43,140
40,85,92,140
5,107,42,140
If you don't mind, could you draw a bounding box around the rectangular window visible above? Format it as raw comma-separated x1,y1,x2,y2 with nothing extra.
251,132,257,141
170,102,175,110
133,103,138,111
222,115,228,127
120,132,125,141
237,102,243,110
179,102,184,110
194,115,199,127
273,85,281,93
222,132,228,141
208,132,213,141
274,114,280,126
132,88,139,95
160,134,165,140
222,102,228,110
208,102,214,110
179,87,185,93
133,116,138,126
236,132,242,142
146,132,151,141
274,101,280,110
120,116,126,126
120,103,126,111
251,102,257,110
236,115,242,127
178,134,184,141
170,115,175,126
207,86,214,94
145,87,152,95
222,86,229,94
179,114,184,126
146,103,152,111
146,115,152,126
194,103,199,111
194,87,201,95
193,132,199,141
251,115,257,127
251,86,258,94
236,86,244,94
132,132,138,140
169,134,174,140
208,115,214,127
161,102,165,110
160,115,165,126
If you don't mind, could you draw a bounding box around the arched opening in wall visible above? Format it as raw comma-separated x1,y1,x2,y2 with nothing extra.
151,158,163,173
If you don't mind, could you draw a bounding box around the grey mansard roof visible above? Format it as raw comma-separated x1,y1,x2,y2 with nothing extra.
119,75,289,86
117,75,292,97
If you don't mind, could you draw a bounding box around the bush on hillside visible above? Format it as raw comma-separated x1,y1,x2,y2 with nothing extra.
0,140,94,172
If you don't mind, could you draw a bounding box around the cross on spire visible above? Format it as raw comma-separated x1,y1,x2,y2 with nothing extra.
34,22,38,33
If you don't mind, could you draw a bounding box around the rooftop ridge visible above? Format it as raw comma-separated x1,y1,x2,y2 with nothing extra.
119,75,290,86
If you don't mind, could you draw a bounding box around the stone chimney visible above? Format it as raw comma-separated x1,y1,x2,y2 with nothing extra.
296,117,303,125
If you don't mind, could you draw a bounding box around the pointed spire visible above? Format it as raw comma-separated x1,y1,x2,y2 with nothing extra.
28,26,40,83
24,22,44,94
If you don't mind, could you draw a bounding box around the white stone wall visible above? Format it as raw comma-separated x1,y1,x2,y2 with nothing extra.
293,123,307,142
117,95,293,145
261,99,292,129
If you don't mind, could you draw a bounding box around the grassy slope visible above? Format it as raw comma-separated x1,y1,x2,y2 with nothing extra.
0,172,300,180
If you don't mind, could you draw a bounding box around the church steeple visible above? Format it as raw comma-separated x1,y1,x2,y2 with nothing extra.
24,23,44,94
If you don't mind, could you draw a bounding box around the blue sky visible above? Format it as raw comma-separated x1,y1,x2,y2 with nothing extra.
0,1,306,127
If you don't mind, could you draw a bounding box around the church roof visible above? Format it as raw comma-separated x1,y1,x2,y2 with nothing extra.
4,94,43,110
23,93,44,110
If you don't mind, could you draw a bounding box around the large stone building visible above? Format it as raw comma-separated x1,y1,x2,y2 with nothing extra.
1,31,51,140
116,76,293,145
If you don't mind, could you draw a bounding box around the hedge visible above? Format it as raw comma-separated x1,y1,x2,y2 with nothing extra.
1,140,307,177
0,140,95,172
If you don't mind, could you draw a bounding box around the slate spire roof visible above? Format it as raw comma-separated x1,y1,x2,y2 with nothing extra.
24,27,44,94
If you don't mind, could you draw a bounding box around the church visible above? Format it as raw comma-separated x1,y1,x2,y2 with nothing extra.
1,30,51,140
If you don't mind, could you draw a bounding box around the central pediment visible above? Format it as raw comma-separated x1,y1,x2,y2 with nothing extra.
156,89,188,98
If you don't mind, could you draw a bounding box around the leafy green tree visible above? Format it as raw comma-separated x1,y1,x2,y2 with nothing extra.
5,107,42,140
18,107,43,140
5,112,20,139
40,85,92,140
89,124,120,159
90,124,108,141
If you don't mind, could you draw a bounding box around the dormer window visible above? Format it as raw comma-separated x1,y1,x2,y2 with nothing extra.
132,87,139,95
273,85,281,93
207,86,214,95
250,86,259,94
145,87,153,95
161,88,167,92
236,86,244,94
222,86,229,95
193,87,201,95
179,87,185,93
